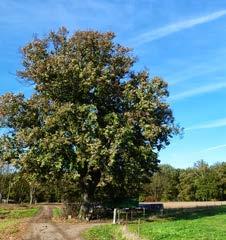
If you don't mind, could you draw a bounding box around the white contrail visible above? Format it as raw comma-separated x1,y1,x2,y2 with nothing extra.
186,117,226,131
131,10,226,45
170,82,226,101
200,144,226,153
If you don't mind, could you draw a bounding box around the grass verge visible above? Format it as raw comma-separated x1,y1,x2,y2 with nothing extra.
52,206,63,218
83,224,126,240
0,204,39,239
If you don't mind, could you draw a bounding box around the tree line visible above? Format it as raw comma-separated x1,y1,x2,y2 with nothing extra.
143,160,226,202
1,160,225,204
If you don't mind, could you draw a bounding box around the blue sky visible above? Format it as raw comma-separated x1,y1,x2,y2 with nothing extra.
1,0,226,168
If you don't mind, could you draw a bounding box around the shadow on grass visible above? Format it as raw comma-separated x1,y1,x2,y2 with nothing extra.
144,205,226,222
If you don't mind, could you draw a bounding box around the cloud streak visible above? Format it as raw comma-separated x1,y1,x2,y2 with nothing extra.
200,144,226,153
170,82,226,101
131,10,226,45
186,117,226,131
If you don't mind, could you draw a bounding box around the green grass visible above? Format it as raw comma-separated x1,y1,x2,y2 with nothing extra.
83,206,226,240
83,224,126,240
52,206,63,218
0,219,20,231
129,206,226,240
8,207,39,218
0,205,39,236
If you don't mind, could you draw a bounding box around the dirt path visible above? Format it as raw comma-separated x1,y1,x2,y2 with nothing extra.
23,205,97,240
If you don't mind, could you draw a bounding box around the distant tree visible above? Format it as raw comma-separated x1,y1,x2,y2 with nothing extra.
178,160,221,201
160,165,180,201
178,168,196,201
10,173,30,203
0,28,178,219
0,156,16,203
193,161,210,200
210,162,226,200
193,160,218,201
144,164,180,201
23,173,40,205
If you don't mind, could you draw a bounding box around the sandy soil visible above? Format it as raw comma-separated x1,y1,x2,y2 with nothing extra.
22,205,97,240
140,201,226,209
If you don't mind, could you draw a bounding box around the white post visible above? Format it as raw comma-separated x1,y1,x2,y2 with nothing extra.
113,208,117,224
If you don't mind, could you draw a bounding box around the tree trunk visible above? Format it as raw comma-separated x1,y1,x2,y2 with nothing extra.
6,182,12,204
6,184,11,204
78,168,101,220
29,185,35,205
78,192,92,221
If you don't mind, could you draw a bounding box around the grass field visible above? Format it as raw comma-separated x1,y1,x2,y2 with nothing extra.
84,206,226,240
129,206,226,239
0,204,39,239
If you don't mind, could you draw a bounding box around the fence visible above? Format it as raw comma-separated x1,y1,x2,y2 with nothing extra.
113,203,164,224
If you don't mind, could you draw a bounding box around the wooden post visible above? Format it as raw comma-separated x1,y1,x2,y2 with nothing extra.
118,210,120,223
113,208,117,224
143,208,145,218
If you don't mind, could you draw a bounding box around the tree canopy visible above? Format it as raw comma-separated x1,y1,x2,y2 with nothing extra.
0,27,178,219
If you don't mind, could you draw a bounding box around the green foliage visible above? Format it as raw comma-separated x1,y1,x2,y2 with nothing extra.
178,168,197,201
144,160,226,202
144,164,180,201
179,160,221,201
212,162,226,200
193,160,218,200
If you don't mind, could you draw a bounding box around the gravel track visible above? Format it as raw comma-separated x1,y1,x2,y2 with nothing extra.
23,205,96,240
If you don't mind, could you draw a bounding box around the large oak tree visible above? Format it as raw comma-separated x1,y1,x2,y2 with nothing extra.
0,27,178,219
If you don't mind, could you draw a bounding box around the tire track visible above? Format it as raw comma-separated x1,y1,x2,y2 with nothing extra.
23,205,98,240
